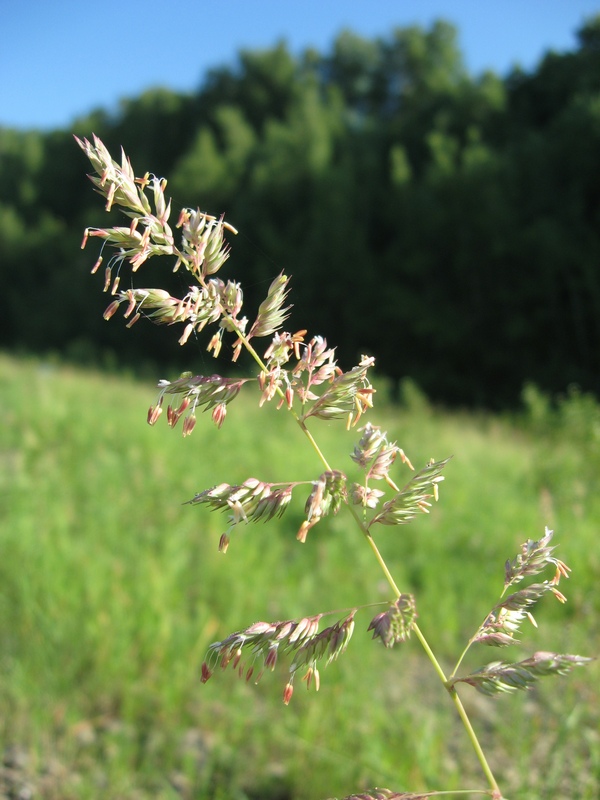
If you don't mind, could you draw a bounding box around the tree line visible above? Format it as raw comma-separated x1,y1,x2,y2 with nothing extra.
2,17,600,407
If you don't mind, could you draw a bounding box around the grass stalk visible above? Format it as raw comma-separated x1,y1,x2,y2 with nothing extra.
67,134,595,800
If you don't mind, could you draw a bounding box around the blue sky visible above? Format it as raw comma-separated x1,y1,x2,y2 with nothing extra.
2,0,599,130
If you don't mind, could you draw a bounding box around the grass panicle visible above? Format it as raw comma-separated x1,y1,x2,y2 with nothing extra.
75,136,593,800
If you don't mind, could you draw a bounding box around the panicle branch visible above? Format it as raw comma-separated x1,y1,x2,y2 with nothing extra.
186,469,349,550
448,526,593,696
147,372,250,434
351,422,414,490
329,791,439,799
102,281,238,338
248,273,292,339
186,477,296,551
75,135,151,217
504,527,570,590
368,595,417,647
368,458,450,528
469,558,571,650
300,355,375,429
77,133,236,281
176,207,235,280
77,134,244,351
471,584,549,647
450,652,594,697
297,470,347,543
201,611,356,704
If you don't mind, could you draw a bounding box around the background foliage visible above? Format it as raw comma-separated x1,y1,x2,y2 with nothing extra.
3,17,600,406
1,354,599,798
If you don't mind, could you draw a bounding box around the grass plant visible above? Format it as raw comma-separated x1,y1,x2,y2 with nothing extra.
0,135,597,798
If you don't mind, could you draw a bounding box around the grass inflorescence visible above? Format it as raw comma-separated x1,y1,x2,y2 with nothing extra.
1,136,597,799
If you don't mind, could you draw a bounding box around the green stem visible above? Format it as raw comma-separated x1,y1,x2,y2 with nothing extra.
451,582,512,679
347,506,403,595
297,418,333,472
451,639,476,679
446,687,502,799
348,501,502,796
412,622,451,687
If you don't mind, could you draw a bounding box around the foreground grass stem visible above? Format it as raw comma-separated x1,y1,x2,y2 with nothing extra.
76,135,591,800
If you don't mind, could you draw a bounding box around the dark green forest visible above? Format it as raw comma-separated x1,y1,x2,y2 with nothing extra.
3,17,600,407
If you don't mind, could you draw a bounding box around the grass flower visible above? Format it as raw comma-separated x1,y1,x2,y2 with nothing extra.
368,595,417,647
201,612,356,703
504,526,571,588
368,458,449,528
451,652,593,697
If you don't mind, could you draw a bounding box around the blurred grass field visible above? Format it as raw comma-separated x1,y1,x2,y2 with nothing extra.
0,352,598,799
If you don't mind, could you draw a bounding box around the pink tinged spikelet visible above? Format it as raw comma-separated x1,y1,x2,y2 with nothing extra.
166,405,176,427
352,484,385,509
288,616,319,643
369,596,417,648
165,396,191,426
296,471,347,542
265,646,278,670
246,621,277,635
178,396,192,414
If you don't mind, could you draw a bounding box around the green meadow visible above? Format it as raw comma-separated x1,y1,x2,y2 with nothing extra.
1,352,598,799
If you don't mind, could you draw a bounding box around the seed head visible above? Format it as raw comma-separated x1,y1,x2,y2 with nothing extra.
298,471,347,542
451,651,594,697
202,612,356,702
301,356,375,428
249,273,292,339
369,458,450,529
504,527,570,589
369,595,417,647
